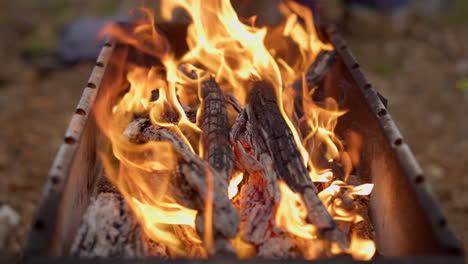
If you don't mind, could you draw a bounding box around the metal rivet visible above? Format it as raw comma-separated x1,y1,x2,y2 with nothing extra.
76,108,86,116
87,82,96,89
34,220,45,231
51,176,60,185
414,175,425,184
394,138,403,146
65,137,76,144
378,109,387,116
439,219,447,228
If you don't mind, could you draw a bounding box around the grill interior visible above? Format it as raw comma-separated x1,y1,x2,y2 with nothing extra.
24,24,463,263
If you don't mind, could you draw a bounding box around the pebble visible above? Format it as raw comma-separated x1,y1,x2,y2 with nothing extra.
451,189,468,211
0,205,20,248
425,164,445,180
428,112,444,129
455,60,468,76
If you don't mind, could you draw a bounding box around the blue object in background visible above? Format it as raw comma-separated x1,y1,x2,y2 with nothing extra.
345,0,409,11
293,0,409,12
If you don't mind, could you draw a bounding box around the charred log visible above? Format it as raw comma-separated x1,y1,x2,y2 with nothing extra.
71,192,149,258
244,82,348,248
199,77,235,182
294,50,337,117
124,118,239,256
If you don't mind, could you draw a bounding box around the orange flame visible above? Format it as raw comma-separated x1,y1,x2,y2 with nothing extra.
276,181,318,240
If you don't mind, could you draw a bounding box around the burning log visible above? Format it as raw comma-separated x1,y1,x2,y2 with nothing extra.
294,50,337,117
303,50,336,90
71,192,150,258
199,77,235,182
124,118,239,256
236,81,348,248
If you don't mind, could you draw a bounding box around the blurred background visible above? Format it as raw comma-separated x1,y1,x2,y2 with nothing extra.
0,0,467,260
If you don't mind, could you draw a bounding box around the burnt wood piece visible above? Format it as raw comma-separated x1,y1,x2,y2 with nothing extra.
345,175,376,245
199,77,235,182
304,50,337,89
149,89,197,123
124,119,239,256
247,82,348,248
70,193,148,258
292,50,337,92
294,50,337,117
231,110,281,246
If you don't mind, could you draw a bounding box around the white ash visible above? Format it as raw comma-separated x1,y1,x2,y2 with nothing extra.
71,192,148,258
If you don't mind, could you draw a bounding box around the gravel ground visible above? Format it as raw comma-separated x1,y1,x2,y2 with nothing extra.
0,0,466,259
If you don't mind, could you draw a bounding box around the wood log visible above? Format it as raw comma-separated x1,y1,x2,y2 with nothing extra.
257,236,299,258
293,50,337,120
246,81,348,248
124,118,239,256
237,172,279,246
199,77,235,182
71,192,150,258
304,50,336,89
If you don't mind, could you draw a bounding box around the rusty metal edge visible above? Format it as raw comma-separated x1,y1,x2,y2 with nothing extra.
23,39,116,259
324,26,463,256
23,255,463,264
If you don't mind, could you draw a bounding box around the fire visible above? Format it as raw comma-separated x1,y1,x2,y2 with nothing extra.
276,181,317,240
132,198,199,253
94,0,377,260
228,172,244,199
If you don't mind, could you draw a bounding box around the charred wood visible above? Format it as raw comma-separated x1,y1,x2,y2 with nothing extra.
124,118,239,256
245,82,348,248
293,50,337,118
71,192,149,258
199,77,235,182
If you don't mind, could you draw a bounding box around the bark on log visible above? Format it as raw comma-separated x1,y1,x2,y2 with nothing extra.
304,50,336,89
294,50,337,118
71,192,150,258
199,77,235,182
246,82,348,248
124,118,239,256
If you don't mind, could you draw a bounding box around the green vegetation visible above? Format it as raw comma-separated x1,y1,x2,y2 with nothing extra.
445,0,468,25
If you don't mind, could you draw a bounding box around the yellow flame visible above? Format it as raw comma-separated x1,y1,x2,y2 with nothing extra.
332,233,376,261
228,172,244,199
276,181,317,240
230,234,257,259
